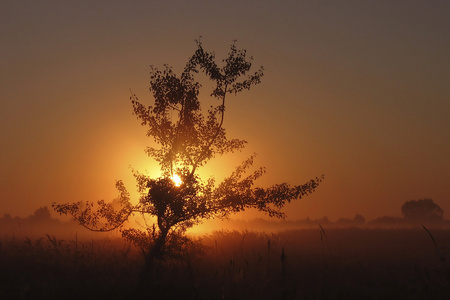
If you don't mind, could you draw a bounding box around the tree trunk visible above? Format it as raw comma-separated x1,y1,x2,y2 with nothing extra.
136,229,169,297
146,229,168,265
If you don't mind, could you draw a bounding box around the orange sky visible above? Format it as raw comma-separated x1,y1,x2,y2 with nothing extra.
1,0,449,222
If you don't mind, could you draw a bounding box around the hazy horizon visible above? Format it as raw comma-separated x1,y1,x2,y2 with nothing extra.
2,203,449,240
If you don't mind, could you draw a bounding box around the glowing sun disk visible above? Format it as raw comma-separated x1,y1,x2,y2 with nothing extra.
171,174,182,187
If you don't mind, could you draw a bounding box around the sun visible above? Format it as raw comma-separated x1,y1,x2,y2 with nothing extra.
171,174,183,187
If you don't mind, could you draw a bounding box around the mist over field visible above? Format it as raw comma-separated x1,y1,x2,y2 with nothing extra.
2,203,450,240
2,212,450,299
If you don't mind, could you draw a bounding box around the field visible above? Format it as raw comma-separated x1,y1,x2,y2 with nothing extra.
1,227,449,299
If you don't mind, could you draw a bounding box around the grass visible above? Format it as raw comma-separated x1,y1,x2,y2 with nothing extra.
1,227,450,299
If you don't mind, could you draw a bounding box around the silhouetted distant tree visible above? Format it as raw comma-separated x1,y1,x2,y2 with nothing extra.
353,214,365,224
53,40,323,278
401,199,443,222
28,206,52,222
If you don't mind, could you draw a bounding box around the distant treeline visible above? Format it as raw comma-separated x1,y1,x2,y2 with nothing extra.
0,207,116,239
1,199,448,238
219,214,450,233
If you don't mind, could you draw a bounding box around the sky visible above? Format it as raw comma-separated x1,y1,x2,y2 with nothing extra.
1,0,449,223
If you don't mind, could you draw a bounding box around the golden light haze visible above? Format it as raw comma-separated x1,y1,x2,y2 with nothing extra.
1,0,449,223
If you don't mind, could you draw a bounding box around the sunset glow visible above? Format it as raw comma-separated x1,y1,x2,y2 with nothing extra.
171,174,182,187
1,0,449,222
1,2,450,299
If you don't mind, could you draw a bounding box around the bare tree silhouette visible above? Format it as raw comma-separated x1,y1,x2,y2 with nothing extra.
53,40,323,279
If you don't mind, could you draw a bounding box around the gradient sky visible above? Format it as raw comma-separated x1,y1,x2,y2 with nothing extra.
1,0,449,222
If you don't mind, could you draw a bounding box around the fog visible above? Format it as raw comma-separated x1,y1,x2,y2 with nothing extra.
2,205,449,240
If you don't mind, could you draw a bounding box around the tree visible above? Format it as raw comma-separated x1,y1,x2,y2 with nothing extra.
53,40,323,273
401,198,443,222
28,206,52,222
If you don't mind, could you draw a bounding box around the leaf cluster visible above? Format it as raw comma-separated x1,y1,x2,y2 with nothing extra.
131,40,263,176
